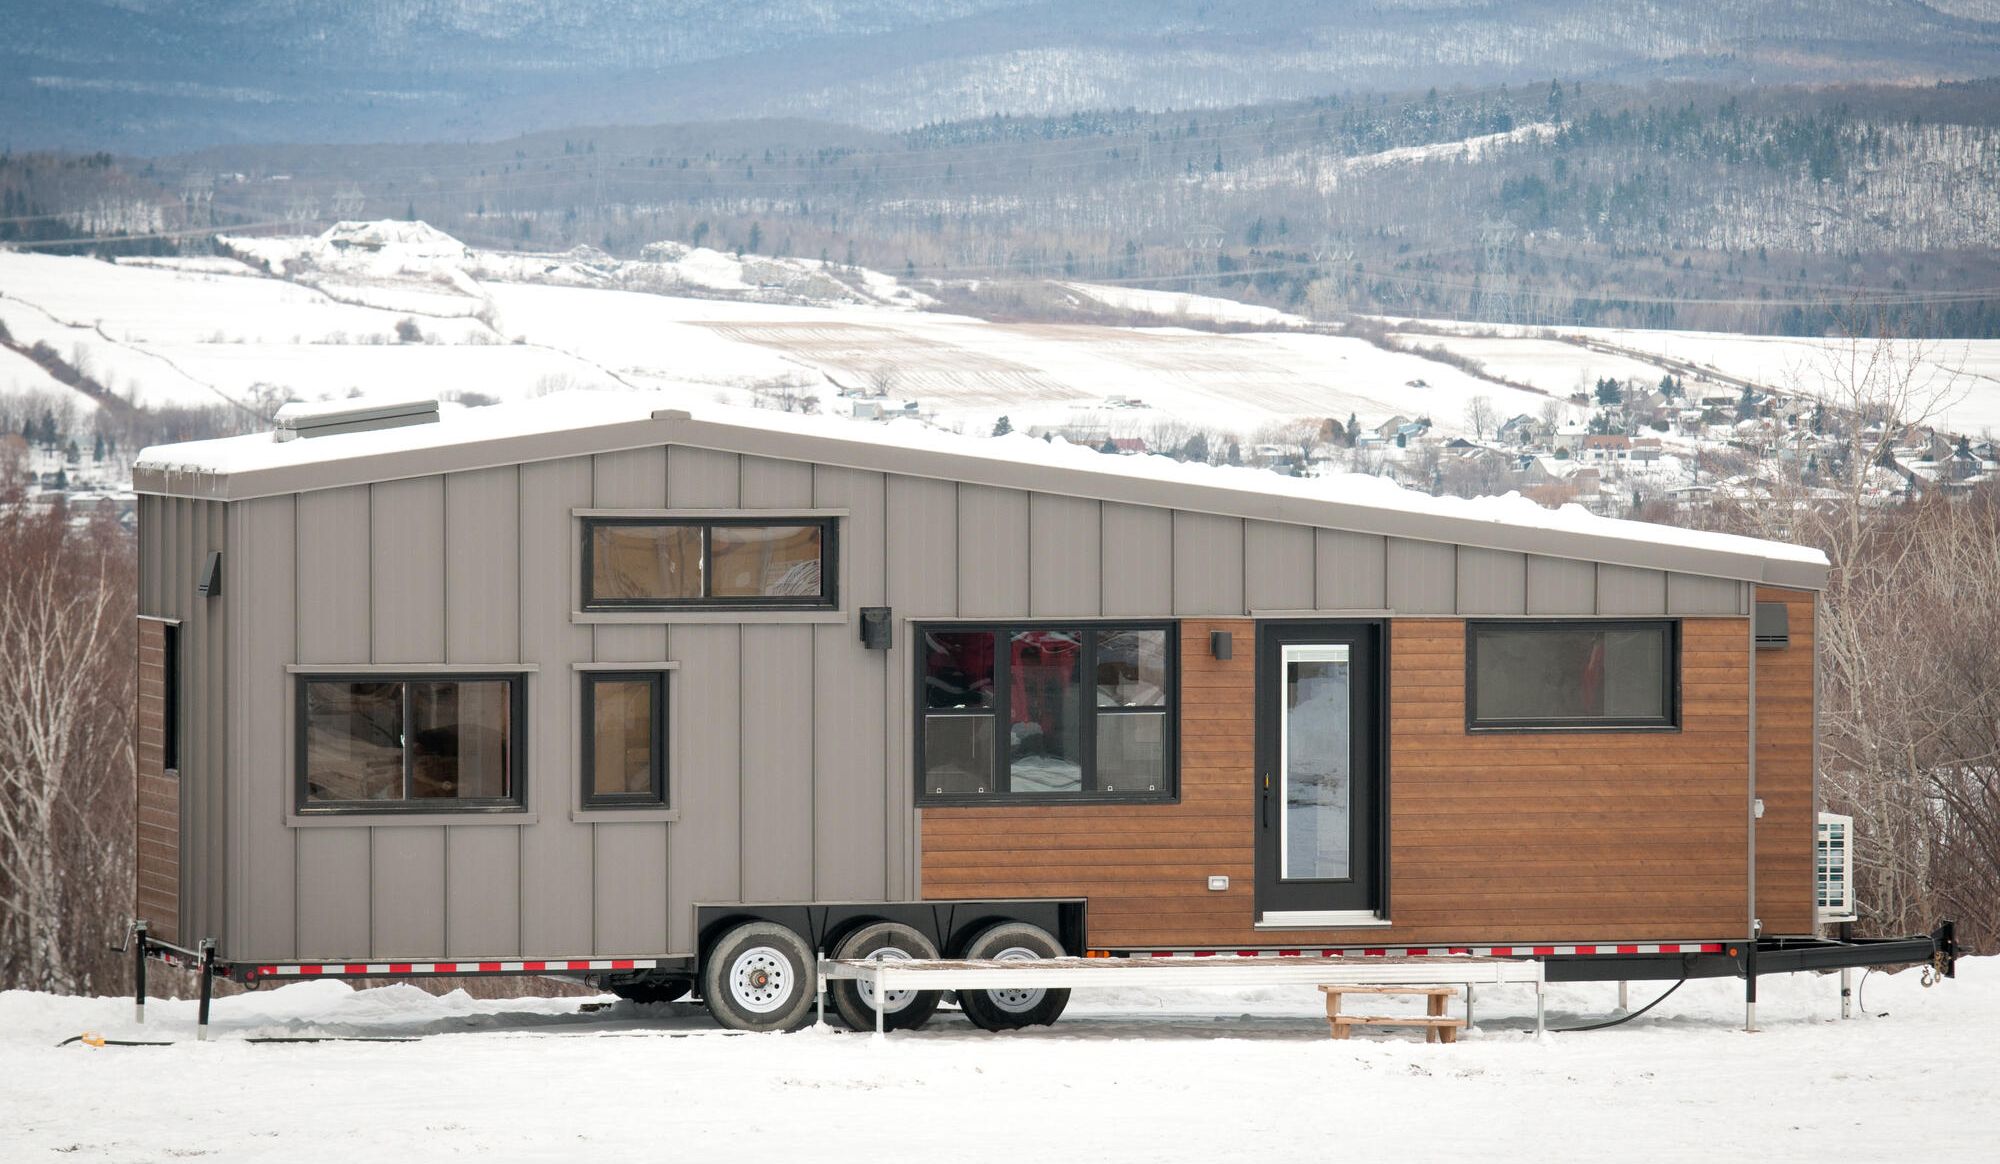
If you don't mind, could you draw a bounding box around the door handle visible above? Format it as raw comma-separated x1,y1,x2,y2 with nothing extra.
1261,773,1271,829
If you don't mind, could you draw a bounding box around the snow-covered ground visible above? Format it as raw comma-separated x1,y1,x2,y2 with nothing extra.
1,960,1989,1160
7,222,2000,457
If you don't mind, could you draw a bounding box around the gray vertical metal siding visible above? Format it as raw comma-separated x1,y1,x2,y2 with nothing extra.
1597,564,1669,615
225,496,296,961
593,822,668,954
885,475,957,617
517,456,595,956
740,624,814,901
1386,538,1455,614
295,829,371,958
1027,493,1101,618
1244,520,1314,611
1455,548,1528,615
1667,573,1747,615
956,485,1030,617
668,623,742,948
1100,502,1173,615
370,825,445,958
444,467,520,665
369,477,446,665
1315,530,1387,610
812,466,889,901
446,826,521,959
1527,556,1597,615
1172,511,1244,615
195,499,228,947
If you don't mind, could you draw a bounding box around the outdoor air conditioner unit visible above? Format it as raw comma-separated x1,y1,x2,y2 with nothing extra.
1817,812,1857,923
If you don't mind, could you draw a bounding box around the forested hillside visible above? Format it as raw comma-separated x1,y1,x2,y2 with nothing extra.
17,79,2000,336
6,1,2000,151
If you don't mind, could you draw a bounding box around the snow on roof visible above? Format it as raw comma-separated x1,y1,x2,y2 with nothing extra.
135,389,1827,583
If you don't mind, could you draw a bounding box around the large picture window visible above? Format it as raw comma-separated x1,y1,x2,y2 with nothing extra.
918,622,1177,804
583,518,835,610
297,675,525,811
582,672,668,807
1466,620,1678,730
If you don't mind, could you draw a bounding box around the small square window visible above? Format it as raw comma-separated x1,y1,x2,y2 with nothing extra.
582,672,668,807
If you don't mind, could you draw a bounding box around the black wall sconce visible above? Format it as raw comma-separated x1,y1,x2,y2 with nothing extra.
1209,630,1232,660
196,551,223,599
859,607,893,650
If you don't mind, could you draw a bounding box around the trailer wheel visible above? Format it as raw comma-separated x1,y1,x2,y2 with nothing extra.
829,921,941,1031
957,921,1070,1031
702,921,816,1033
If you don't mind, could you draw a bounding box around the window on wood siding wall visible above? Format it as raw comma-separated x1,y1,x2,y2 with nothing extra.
918,623,1177,804
1466,620,1678,730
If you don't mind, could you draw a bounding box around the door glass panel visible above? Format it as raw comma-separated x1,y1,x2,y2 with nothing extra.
1282,644,1351,881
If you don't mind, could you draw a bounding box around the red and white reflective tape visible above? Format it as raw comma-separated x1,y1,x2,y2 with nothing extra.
252,958,657,978
1102,943,1727,959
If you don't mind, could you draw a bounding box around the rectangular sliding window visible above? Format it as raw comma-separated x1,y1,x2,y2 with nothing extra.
1466,621,1678,730
298,675,525,812
583,517,835,610
582,672,668,807
918,622,1177,804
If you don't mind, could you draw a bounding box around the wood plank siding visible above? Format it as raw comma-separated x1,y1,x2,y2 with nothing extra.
922,616,1757,947
1755,586,1818,936
135,617,178,943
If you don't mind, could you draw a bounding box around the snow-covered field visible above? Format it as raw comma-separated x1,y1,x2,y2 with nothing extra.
7,222,2000,451
1,960,1990,1161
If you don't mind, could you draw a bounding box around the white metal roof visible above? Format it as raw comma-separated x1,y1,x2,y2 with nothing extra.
134,390,1828,588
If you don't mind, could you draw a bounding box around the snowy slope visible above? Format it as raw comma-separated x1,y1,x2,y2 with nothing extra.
0,961,1991,1160
10,223,1999,450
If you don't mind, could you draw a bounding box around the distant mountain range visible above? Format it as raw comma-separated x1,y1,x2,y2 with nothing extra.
6,1,2000,152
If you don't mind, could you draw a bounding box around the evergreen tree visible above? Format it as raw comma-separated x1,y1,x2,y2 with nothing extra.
64,438,79,464
92,432,104,462
1226,441,1242,466
991,415,1012,437
1594,377,1622,407
1099,436,1120,455
53,465,68,490
1736,384,1757,421
1182,431,1210,464
1346,412,1359,446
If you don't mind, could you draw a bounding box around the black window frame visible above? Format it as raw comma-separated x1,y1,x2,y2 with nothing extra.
580,671,669,809
161,622,180,773
581,516,838,611
294,672,529,814
1464,619,1681,732
915,620,1180,807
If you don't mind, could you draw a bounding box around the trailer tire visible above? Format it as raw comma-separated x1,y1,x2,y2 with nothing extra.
829,922,942,1031
702,921,816,1033
957,921,1070,1031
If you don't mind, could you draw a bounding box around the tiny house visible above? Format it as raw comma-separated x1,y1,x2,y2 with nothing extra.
132,393,1849,1032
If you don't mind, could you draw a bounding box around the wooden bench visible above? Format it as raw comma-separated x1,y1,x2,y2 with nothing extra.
1320,984,1467,1043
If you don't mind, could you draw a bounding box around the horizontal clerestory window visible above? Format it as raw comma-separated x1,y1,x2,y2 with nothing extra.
1465,620,1679,731
297,675,525,812
582,518,836,610
918,623,1178,805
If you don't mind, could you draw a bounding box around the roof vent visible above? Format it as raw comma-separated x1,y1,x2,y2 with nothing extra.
1754,601,1790,649
274,397,440,442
